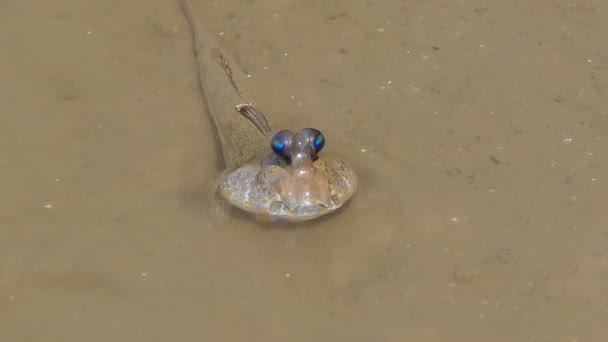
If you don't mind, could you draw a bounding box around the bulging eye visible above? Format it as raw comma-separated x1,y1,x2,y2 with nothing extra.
313,131,325,152
300,128,325,153
271,130,293,157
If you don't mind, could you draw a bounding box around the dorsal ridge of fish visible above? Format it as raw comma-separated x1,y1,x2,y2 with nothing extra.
180,0,269,170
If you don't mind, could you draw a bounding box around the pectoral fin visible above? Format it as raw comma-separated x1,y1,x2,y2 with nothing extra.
236,103,272,136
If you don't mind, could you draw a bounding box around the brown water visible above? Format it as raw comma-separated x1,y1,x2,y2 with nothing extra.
2,0,607,341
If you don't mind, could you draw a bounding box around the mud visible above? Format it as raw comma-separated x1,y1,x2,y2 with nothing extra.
1,1,607,341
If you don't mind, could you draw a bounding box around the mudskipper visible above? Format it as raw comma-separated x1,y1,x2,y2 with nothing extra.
180,0,357,222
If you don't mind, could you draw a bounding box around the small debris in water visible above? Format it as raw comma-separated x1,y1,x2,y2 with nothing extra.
43,203,53,209
408,84,421,92
563,137,573,144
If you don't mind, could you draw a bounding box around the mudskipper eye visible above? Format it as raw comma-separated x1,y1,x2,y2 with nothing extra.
272,139,285,153
271,130,293,157
313,131,325,152
301,128,325,152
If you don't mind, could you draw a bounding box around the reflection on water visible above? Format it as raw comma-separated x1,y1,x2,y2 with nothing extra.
2,0,607,341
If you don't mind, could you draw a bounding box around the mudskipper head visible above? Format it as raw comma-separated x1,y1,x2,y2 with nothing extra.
220,128,357,222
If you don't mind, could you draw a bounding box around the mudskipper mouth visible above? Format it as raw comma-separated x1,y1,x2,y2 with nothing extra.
268,202,331,222
286,202,330,216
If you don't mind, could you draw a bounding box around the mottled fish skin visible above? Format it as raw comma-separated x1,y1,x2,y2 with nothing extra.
221,159,357,222
180,0,267,170
181,0,357,222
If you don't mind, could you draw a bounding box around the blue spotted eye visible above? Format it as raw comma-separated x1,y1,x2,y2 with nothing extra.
271,130,293,157
298,128,325,155
272,140,285,153
313,133,325,151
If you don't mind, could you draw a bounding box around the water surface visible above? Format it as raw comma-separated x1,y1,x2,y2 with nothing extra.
2,0,607,341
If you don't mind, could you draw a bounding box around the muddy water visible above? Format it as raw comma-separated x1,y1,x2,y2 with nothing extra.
1,0,607,341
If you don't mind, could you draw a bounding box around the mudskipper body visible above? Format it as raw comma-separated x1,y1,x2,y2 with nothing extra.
180,0,357,222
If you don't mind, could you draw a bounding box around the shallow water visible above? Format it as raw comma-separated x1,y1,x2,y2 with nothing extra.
2,0,607,341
